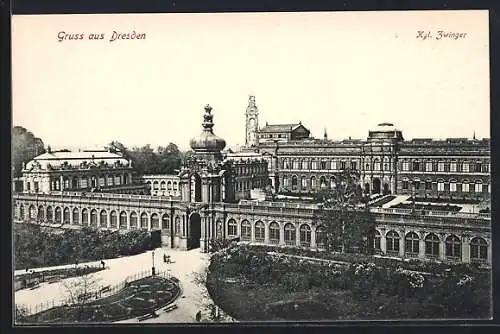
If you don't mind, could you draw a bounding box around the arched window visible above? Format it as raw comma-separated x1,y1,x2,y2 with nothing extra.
310,176,316,189
90,209,98,226
63,207,70,224
129,212,138,229
167,181,172,191
284,223,296,246
470,237,487,261
151,213,160,230
241,220,251,241
119,211,127,229
269,222,280,244
330,177,336,189
299,224,311,247
81,209,88,225
19,204,25,220
386,230,400,255
254,221,265,242
100,210,107,228
110,211,117,228
46,206,53,222
160,181,166,190
425,233,440,258
140,212,149,229
316,225,326,249
405,232,419,256
373,230,381,252
72,208,79,225
28,205,36,220
301,176,307,189
283,175,289,188
319,176,327,188
54,207,62,224
38,206,45,221
153,181,159,190
291,175,298,190
228,219,237,236
445,235,461,259
162,214,170,230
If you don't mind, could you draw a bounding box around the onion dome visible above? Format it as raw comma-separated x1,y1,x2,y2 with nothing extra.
189,104,226,152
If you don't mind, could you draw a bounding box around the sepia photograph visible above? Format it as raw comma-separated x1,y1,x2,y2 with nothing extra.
11,9,491,324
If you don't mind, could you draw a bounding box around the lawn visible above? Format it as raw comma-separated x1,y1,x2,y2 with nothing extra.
17,275,181,324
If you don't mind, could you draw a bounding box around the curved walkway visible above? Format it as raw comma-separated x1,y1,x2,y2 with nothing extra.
15,247,218,323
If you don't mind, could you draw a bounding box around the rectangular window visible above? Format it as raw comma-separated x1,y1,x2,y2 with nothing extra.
450,162,457,172
437,182,444,191
81,178,88,188
351,161,357,170
438,162,444,172
475,163,482,173
114,176,121,185
320,161,327,170
463,163,469,173
402,162,409,171
26,182,31,191
402,181,408,190
99,177,105,187
412,161,420,171
425,181,432,190
482,184,488,193
340,161,346,170
413,181,420,190
374,162,380,171
482,164,489,173
332,161,337,170
463,183,469,192
450,183,457,192
34,182,39,192
311,161,317,170
475,183,482,192
426,162,433,172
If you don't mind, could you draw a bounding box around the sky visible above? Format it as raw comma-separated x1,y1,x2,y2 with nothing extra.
12,10,490,151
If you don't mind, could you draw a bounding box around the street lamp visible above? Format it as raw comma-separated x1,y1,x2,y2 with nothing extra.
151,250,156,276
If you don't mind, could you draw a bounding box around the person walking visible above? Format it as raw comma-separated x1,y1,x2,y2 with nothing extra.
195,310,202,322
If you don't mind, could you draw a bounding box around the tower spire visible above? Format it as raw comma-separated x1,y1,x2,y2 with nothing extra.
473,130,476,140
324,128,328,140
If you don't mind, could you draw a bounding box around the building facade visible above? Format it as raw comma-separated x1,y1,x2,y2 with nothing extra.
244,98,490,202
12,100,491,265
19,148,147,195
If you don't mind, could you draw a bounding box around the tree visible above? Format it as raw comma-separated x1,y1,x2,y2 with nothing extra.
313,169,375,253
63,271,102,321
12,126,45,178
155,143,182,174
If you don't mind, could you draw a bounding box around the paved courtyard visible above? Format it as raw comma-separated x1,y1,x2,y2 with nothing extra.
15,247,216,323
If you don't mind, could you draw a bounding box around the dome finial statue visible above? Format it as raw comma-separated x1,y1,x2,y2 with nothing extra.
190,104,226,152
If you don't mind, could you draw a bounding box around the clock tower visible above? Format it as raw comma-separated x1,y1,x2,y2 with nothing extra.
245,95,259,147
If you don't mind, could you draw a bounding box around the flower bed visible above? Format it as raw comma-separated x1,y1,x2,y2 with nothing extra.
206,244,491,320
17,274,181,324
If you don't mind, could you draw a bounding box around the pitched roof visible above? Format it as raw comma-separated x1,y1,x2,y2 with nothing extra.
259,123,302,132
25,150,130,171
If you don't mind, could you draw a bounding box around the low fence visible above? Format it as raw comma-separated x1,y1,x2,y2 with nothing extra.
15,265,105,291
16,269,174,317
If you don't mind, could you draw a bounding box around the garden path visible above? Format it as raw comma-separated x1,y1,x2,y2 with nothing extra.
15,247,216,323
